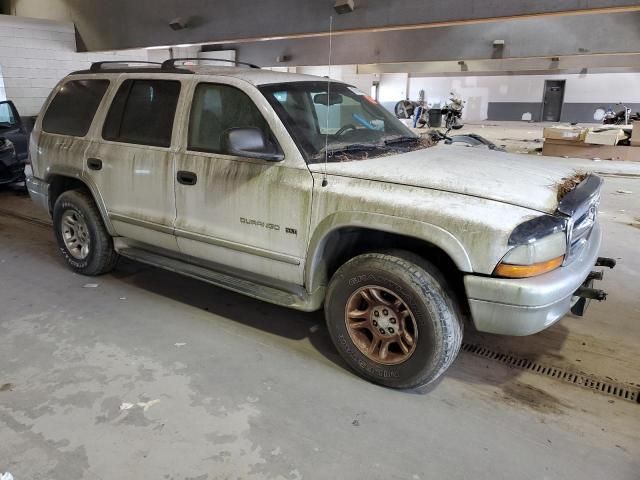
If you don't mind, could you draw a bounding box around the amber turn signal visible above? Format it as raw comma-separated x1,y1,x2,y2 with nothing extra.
494,255,564,278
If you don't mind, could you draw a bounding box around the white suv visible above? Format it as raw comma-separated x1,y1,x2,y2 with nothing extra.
27,59,611,389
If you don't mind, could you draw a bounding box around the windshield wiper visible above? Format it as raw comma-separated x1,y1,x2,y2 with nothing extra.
383,135,419,145
313,142,385,160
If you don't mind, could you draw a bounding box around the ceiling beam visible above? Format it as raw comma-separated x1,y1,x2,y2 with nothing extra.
357,53,640,76
65,0,640,51
211,12,640,68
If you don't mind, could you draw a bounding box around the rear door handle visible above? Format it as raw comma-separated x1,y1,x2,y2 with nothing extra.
177,170,197,186
87,158,102,171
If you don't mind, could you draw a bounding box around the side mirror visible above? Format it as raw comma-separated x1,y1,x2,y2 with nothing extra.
0,100,23,129
222,127,284,162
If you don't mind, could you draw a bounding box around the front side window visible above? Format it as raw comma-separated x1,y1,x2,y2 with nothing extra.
103,79,181,147
260,81,421,163
42,80,109,137
188,83,279,155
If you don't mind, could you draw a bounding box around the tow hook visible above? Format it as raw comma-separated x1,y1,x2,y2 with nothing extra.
587,270,604,281
596,256,617,268
574,284,607,301
571,258,615,316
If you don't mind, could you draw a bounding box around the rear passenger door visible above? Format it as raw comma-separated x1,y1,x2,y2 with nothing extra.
37,78,110,182
85,76,184,252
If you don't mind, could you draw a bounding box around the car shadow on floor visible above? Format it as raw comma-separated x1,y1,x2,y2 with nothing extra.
112,257,348,367
112,257,572,396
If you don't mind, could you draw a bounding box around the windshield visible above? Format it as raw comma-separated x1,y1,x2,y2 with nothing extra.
260,82,421,163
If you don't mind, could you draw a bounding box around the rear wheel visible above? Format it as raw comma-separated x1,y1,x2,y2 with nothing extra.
325,252,462,389
53,190,118,275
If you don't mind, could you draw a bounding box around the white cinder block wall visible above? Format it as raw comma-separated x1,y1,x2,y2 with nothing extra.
0,14,150,116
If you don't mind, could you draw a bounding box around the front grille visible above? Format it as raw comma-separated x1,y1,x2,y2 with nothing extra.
566,190,599,264
556,175,602,265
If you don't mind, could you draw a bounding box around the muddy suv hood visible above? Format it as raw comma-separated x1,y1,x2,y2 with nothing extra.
309,145,575,213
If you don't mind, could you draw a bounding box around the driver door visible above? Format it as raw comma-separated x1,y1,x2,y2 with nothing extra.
173,80,313,285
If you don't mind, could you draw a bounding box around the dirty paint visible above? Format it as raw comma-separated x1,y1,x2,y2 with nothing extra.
309,145,575,214
305,169,541,276
173,149,312,285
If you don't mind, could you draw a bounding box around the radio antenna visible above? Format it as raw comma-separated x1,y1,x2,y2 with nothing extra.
322,15,334,188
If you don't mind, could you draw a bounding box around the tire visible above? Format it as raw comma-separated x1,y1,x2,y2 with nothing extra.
53,189,118,276
325,252,463,389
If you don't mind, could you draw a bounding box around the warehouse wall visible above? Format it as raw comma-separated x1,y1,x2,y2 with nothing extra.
294,65,378,95
405,72,640,123
0,14,149,116
4,0,72,22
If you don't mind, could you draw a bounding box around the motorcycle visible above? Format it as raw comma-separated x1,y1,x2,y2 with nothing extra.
602,103,640,125
395,92,465,130
441,93,464,129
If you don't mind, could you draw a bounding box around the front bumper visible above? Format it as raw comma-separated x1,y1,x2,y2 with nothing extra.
464,221,602,336
26,176,49,212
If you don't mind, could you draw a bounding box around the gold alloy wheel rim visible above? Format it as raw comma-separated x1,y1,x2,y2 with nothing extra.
344,285,418,365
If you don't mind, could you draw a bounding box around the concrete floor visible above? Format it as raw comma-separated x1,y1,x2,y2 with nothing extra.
1,129,639,479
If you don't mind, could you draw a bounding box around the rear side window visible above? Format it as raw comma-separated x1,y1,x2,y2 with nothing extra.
42,80,109,137
103,79,181,147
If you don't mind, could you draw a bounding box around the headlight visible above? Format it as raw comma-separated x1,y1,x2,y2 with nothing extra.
494,215,568,278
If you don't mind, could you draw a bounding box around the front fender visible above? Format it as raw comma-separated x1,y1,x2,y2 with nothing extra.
304,211,472,291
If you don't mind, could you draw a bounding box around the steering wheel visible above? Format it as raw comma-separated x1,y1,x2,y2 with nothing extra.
335,124,357,136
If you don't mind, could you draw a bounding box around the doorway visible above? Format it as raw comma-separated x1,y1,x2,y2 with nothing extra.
541,80,565,122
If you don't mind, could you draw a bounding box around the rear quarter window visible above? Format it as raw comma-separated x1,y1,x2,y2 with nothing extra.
42,80,110,137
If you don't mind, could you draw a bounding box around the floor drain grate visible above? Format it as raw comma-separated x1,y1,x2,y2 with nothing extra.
461,342,639,403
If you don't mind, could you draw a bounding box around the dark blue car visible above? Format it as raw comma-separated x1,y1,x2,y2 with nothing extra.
0,100,29,185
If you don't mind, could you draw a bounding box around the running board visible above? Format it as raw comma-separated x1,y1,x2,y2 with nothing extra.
117,247,321,312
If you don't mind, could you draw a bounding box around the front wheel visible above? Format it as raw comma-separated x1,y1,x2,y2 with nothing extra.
324,252,463,389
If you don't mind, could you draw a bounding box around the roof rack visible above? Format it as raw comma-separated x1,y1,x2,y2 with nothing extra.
89,61,162,72
161,57,261,70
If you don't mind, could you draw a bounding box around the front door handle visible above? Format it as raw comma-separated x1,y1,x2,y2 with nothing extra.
87,158,102,170
177,170,197,186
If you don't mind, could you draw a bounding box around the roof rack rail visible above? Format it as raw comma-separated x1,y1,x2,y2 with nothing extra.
161,57,261,70
89,61,162,72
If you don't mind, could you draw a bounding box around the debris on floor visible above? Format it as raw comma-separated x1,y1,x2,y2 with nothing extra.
120,399,161,412
1,472,14,480
138,399,160,411
556,172,587,200
616,190,633,194
83,283,100,288
542,124,640,161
